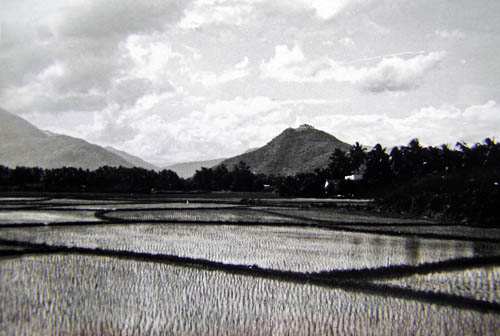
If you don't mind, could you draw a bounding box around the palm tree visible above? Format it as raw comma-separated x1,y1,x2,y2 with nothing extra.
348,142,367,173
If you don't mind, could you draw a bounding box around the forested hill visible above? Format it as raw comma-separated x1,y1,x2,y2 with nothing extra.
220,124,351,176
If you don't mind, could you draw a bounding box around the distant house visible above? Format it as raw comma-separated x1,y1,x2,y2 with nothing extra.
345,166,365,181
344,174,363,181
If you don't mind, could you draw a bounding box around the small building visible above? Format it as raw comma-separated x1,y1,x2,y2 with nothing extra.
344,174,363,181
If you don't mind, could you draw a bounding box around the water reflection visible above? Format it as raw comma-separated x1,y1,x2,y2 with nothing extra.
0,224,495,272
403,237,420,266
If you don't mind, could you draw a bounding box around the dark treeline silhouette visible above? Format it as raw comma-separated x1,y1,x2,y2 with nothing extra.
1,137,499,224
276,137,500,225
0,166,184,193
0,161,270,194
189,161,274,192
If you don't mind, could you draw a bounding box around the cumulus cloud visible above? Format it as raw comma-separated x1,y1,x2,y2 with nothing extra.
261,44,446,92
24,96,500,164
1,0,496,167
118,33,186,98
176,0,376,29
435,29,465,39
0,0,190,116
179,0,254,29
358,51,447,92
58,0,187,38
276,0,375,20
307,0,375,20
74,96,293,164
305,101,500,147
70,95,345,164
338,37,356,47
189,57,252,86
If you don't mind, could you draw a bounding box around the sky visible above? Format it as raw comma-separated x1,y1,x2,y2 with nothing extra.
1,0,500,166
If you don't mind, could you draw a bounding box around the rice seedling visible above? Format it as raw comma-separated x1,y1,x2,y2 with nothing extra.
38,198,130,205
0,197,46,202
48,202,241,211
0,204,39,209
0,224,493,272
0,254,498,336
1,197,498,334
337,224,500,241
103,208,300,224
372,266,500,304
0,210,102,225
263,207,434,225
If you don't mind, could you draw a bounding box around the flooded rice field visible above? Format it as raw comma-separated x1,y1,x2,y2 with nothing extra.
0,224,490,272
0,196,499,335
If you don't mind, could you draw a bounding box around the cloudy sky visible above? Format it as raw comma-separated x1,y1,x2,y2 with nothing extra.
1,0,500,166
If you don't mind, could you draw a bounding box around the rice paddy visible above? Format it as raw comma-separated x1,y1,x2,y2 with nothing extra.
0,196,499,335
0,224,491,272
0,210,102,224
2,254,499,336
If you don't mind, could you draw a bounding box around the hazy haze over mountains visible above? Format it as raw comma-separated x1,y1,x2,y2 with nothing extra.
164,158,226,179
0,108,156,170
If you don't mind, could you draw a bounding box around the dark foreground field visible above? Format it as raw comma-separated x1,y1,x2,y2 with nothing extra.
0,195,499,335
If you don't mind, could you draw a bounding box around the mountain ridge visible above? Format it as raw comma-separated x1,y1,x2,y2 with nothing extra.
0,108,156,170
105,146,159,171
220,124,351,176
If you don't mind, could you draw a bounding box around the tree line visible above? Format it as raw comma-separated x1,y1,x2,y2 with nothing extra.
0,166,183,193
0,161,269,194
1,137,498,224
277,138,500,225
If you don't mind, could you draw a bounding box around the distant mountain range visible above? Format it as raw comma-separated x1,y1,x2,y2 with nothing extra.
0,108,157,170
1,108,353,176
105,146,158,170
220,124,351,176
164,158,226,179
165,125,352,178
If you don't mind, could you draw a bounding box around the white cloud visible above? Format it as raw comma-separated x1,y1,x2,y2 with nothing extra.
235,57,249,69
189,57,251,86
338,37,355,47
179,0,254,29
72,95,353,164
261,44,446,92
58,0,187,38
280,98,347,106
131,96,292,164
260,44,331,82
358,51,447,92
190,69,250,86
305,101,500,147
282,0,374,20
122,34,185,85
316,0,373,19
435,29,465,39
0,0,190,116
25,97,500,164
2,0,498,167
